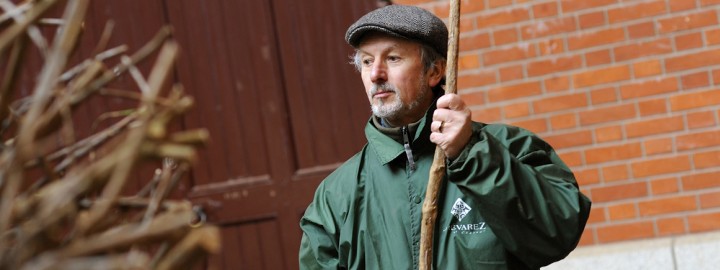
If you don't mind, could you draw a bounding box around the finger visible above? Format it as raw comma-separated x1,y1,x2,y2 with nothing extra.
431,120,443,133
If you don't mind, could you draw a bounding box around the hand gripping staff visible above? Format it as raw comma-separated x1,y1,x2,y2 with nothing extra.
419,0,460,269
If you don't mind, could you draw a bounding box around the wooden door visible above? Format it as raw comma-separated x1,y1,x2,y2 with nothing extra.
164,0,377,269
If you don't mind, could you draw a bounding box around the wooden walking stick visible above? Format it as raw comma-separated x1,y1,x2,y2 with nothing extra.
419,0,461,269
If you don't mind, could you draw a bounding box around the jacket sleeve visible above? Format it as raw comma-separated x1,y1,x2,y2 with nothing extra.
446,124,591,269
299,182,343,270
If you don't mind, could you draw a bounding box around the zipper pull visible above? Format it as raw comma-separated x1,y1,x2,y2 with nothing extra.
402,126,416,171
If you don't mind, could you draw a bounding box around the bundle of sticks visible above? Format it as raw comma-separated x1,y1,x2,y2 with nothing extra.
0,0,219,269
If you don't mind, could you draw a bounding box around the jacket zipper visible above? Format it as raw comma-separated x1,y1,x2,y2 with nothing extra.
402,126,416,171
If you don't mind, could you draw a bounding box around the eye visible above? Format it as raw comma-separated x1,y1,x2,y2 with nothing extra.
361,57,373,67
387,55,401,62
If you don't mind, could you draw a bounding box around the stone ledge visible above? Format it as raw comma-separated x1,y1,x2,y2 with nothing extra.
543,231,720,270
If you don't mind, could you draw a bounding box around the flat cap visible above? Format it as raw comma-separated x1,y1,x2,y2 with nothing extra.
345,5,448,57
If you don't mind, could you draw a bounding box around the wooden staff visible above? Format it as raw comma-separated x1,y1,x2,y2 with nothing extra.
419,0,461,269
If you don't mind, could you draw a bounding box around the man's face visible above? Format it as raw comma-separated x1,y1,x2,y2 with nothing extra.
357,34,441,126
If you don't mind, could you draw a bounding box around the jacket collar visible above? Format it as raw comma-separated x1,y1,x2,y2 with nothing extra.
365,100,436,165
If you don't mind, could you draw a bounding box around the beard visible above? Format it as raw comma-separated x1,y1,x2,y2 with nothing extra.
369,74,430,121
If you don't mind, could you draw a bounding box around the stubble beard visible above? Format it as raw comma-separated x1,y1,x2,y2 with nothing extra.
370,74,430,123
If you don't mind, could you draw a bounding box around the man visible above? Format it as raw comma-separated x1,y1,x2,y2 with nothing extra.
299,5,591,270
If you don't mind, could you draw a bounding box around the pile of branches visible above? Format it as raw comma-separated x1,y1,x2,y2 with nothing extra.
0,0,219,269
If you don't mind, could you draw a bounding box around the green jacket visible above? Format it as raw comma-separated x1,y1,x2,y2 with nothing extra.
299,105,591,270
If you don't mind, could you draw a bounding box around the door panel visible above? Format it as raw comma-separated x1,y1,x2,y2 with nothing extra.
79,0,377,269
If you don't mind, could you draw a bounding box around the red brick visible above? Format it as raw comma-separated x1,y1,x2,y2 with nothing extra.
544,130,593,149
678,130,720,150
510,118,548,133
459,54,480,70
460,32,491,51
626,116,684,138
471,107,502,123
670,89,720,111
585,49,612,67
628,21,656,39
651,177,679,195
675,32,704,51
458,17,475,33
561,0,617,13
586,143,641,164
669,0,696,11
533,1,558,19
433,0,485,17
657,217,686,236
633,60,662,78
568,27,625,51
488,81,542,102
579,103,636,126
592,182,648,203
619,77,678,100
702,0,720,7
614,38,673,62
707,29,720,46
588,207,606,224
460,90,486,106
533,93,587,114
503,102,530,119
488,0,513,8
666,48,720,72
638,99,668,116
714,69,720,85
682,171,720,190
477,8,531,29
550,113,577,130
538,38,565,56
700,191,720,209
607,1,666,23
680,72,710,90
499,65,524,82
595,125,623,143
575,168,601,186
521,16,576,39
639,196,697,216
578,229,596,246
590,87,617,105
484,45,537,66
597,221,655,243
493,28,519,46
632,156,691,178
602,164,629,182
458,71,496,89
687,110,716,129
694,150,720,169
579,11,606,29
545,76,570,92
574,65,631,88
559,151,583,166
609,203,637,220
644,138,674,156
658,10,718,34
688,211,720,233
527,56,582,77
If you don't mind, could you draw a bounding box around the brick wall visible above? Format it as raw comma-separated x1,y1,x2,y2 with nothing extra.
394,0,720,246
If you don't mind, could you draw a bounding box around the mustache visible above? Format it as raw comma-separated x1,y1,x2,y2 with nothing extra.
370,82,398,95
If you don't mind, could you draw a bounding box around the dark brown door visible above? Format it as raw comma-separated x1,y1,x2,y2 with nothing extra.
164,0,376,269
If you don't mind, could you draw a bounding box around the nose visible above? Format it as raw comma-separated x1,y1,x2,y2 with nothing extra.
370,61,387,83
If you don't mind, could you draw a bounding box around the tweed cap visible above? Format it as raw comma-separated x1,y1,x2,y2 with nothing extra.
345,5,448,56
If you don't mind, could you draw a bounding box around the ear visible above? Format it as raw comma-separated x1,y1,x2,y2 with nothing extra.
427,60,446,87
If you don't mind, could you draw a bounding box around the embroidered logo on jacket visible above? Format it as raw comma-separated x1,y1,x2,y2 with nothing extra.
451,198,471,221
445,198,488,234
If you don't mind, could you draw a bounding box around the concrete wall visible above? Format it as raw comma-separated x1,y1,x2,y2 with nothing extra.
544,231,720,269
